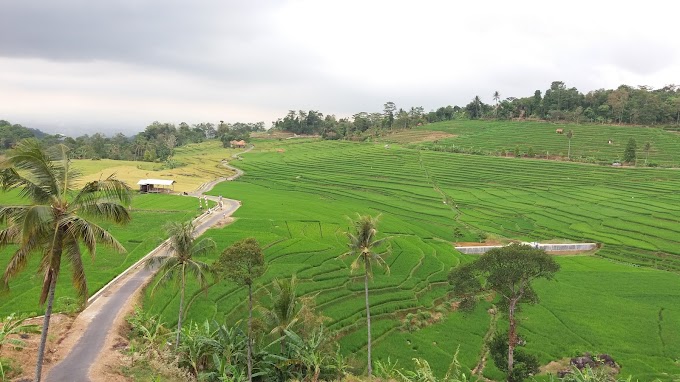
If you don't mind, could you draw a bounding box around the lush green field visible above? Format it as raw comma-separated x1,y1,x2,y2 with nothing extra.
0,193,203,315
411,120,680,166
141,138,680,379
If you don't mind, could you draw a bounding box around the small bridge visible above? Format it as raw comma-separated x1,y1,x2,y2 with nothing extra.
455,242,598,255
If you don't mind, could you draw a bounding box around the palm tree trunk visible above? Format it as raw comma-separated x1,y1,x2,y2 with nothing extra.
364,272,372,377
34,271,57,382
176,264,185,350
247,283,253,382
507,298,518,378
568,139,571,159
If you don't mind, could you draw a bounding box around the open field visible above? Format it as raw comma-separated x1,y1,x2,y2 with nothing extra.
73,141,237,192
409,120,680,166
0,193,204,316
140,138,680,379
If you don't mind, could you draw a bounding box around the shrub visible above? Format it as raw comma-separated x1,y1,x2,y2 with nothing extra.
488,331,539,382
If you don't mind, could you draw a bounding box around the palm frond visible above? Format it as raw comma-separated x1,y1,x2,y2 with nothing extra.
185,260,212,289
191,238,217,257
2,237,41,290
72,176,132,209
75,202,131,225
3,139,60,199
20,205,53,243
63,216,126,257
149,260,181,297
64,235,88,302
0,225,20,248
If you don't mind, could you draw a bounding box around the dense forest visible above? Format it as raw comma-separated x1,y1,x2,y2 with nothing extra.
271,81,680,138
4,81,680,159
0,120,264,161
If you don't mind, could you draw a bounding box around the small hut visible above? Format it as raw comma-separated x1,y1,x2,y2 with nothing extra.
230,140,247,148
137,179,176,193
555,129,564,134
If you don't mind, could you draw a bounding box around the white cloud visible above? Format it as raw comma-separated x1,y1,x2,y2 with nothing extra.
1,0,679,135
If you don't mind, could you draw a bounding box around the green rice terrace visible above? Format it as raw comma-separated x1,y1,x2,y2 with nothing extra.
405,119,680,166
3,124,680,380
137,136,680,380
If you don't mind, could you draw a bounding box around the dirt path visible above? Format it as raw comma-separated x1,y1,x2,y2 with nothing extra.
42,147,251,382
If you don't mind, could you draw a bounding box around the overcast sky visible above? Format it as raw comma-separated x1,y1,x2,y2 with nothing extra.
1,0,678,136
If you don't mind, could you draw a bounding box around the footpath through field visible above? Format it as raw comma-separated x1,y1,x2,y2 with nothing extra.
45,146,252,382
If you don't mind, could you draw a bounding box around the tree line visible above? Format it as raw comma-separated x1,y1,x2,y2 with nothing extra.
271,81,680,139
0,120,265,162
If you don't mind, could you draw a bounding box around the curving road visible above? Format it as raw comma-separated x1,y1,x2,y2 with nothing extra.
46,148,250,382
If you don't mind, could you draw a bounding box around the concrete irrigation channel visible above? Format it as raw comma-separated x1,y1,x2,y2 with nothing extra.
455,242,599,255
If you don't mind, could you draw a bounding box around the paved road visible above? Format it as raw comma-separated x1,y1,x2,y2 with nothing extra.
46,150,248,382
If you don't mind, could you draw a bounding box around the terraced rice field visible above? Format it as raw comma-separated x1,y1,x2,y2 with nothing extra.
413,120,680,166
143,138,680,380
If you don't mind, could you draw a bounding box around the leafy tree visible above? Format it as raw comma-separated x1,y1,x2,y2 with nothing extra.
465,96,485,119
623,138,637,163
566,130,574,159
341,214,390,377
383,102,396,129
213,237,265,382
448,243,559,379
0,139,131,382
146,221,215,349
608,87,629,124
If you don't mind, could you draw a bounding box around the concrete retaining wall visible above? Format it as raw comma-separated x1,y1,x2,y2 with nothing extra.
455,243,598,255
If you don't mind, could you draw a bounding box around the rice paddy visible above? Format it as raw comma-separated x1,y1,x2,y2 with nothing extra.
139,136,680,379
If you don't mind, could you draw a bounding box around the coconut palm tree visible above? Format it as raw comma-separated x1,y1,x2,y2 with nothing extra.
493,91,501,118
261,276,299,353
0,139,131,382
341,214,390,377
146,221,215,349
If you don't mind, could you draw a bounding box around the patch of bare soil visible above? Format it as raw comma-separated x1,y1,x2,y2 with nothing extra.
212,216,235,229
381,130,457,144
541,360,570,375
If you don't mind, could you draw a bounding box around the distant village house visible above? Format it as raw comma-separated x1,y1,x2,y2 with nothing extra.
555,129,564,134
137,179,176,193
